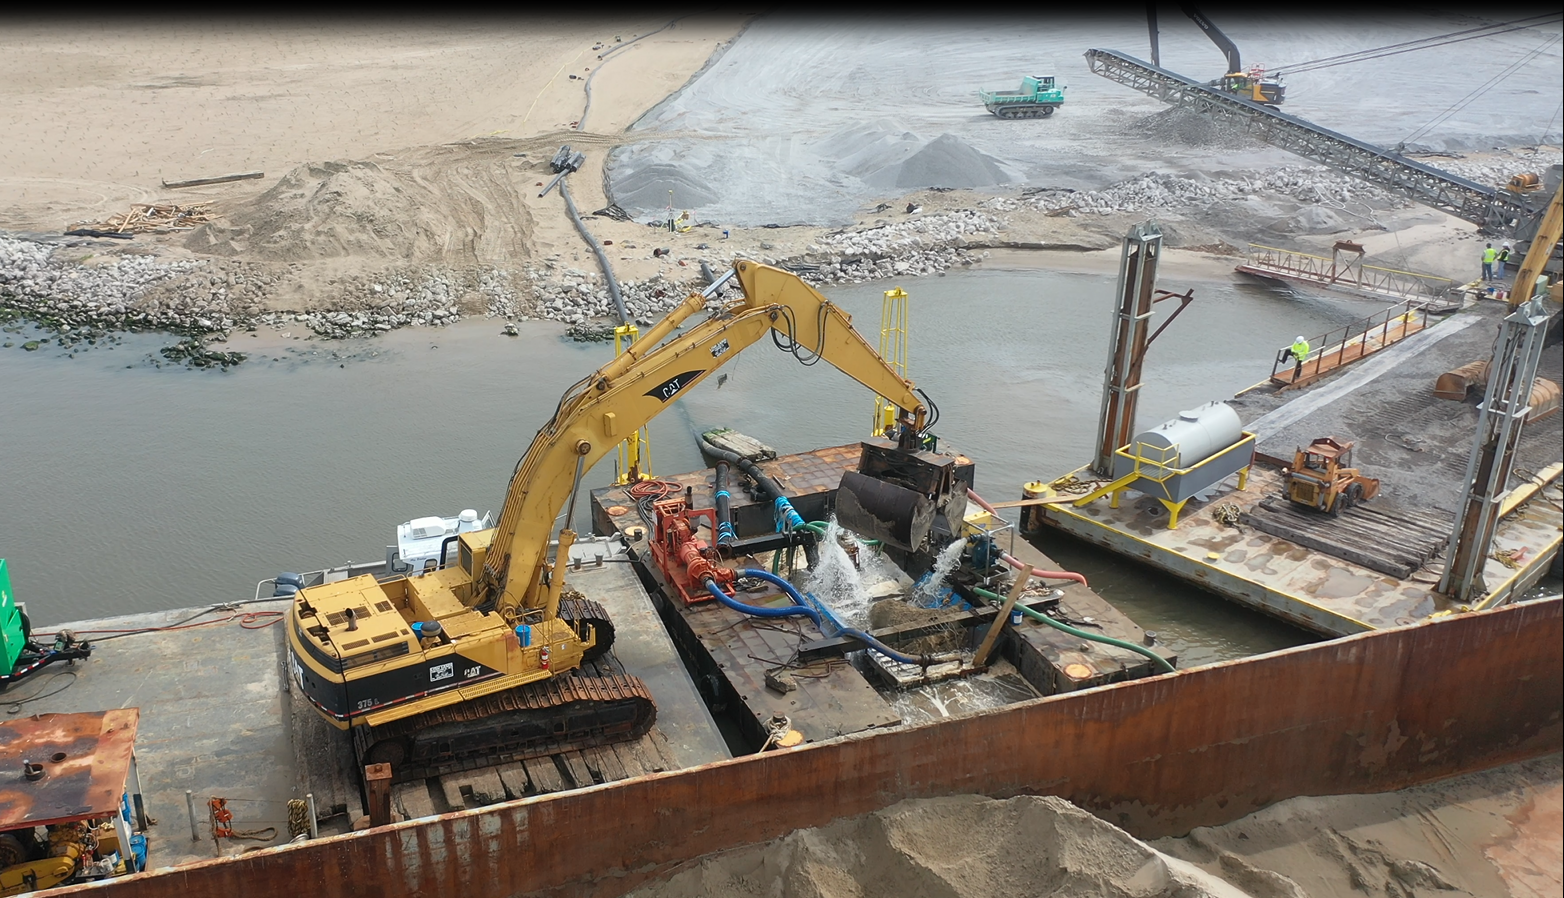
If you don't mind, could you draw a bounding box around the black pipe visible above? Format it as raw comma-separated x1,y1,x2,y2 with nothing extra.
439,535,460,570
698,435,817,566
714,460,736,547
559,176,630,325
699,435,790,501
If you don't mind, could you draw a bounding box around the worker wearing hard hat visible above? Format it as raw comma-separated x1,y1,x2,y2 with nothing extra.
1288,335,1310,379
1496,243,1512,279
1482,243,1497,280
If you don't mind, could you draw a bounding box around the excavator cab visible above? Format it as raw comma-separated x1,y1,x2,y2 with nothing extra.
1221,68,1284,106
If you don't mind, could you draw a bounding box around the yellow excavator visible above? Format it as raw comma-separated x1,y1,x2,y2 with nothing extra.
287,261,929,782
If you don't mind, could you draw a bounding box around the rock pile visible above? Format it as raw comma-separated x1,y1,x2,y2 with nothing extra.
983,166,1408,217
0,237,222,334
0,235,537,344
1438,148,1562,189
526,266,710,330
786,210,998,285
254,267,522,339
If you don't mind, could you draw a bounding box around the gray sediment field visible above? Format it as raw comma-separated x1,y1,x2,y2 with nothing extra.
607,14,1564,225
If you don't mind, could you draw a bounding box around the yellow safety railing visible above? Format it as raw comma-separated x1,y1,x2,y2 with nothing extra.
613,323,653,484
872,287,909,437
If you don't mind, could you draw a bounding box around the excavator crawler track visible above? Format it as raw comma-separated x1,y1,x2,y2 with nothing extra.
355,672,656,784
558,595,614,662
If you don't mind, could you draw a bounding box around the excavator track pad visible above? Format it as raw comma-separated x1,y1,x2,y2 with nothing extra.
558,594,614,662
355,672,656,784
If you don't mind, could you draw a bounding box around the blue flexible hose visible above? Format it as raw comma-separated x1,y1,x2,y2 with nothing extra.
727,569,923,666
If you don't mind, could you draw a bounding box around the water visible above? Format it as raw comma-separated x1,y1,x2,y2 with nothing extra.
0,266,1360,660
914,540,967,608
798,520,877,630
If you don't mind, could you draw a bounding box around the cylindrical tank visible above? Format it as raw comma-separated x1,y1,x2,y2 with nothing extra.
1132,401,1243,468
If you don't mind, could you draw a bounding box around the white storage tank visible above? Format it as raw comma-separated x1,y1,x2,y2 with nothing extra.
1132,401,1243,468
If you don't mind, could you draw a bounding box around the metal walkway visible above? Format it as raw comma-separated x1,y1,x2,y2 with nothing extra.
1082,49,1547,237
1268,299,1430,389
1236,241,1458,309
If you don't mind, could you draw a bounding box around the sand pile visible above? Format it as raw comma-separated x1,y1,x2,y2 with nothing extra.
611,160,722,213
863,134,1012,191
813,122,922,181
1155,754,1562,898
627,794,1259,898
608,128,1012,224
187,150,532,265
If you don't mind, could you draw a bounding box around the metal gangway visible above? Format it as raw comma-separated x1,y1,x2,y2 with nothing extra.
1269,299,1430,389
1082,49,1547,238
1237,241,1458,310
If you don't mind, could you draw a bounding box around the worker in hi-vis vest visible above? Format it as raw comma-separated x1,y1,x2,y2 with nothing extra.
1288,335,1310,379
1482,243,1497,280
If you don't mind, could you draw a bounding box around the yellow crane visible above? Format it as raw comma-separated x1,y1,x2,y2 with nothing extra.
287,261,929,780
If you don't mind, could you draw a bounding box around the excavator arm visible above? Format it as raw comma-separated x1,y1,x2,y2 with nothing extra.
1510,183,1563,308
476,260,927,621
1180,4,1242,74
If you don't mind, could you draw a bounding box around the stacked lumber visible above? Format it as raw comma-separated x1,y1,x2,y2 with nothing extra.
69,203,214,235
1242,497,1452,579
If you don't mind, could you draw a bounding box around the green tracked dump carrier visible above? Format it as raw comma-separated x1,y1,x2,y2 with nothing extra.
979,75,1066,118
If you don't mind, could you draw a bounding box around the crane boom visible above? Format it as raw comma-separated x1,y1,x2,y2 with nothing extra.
477,260,928,621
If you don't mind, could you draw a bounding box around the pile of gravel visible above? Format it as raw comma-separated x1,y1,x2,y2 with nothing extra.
1436,147,1562,188
772,210,1000,285
1134,107,1264,150
526,265,710,330
979,166,1407,218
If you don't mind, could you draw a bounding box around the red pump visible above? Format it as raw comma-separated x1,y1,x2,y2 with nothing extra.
649,497,737,605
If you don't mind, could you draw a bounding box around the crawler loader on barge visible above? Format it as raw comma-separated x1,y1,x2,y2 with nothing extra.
287,261,931,783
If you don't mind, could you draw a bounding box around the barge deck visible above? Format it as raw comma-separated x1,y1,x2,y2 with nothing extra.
20,534,728,864
1024,302,1564,637
592,443,1176,749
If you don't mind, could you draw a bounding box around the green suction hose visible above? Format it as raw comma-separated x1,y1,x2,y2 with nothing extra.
972,586,1175,674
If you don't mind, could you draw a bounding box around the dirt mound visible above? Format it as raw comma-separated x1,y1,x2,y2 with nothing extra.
627,794,1263,897
863,133,1012,190
186,150,532,266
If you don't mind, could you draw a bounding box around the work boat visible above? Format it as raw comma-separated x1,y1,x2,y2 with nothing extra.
390,509,492,573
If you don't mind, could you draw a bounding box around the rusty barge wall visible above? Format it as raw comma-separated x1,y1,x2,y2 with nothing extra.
59,599,1561,898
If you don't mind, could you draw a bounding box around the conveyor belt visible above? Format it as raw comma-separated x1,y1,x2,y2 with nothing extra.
1083,49,1548,239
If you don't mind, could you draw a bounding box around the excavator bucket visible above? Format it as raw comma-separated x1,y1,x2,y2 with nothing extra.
835,470,935,552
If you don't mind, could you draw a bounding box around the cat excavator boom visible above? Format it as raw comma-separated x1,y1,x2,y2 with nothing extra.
286,261,928,782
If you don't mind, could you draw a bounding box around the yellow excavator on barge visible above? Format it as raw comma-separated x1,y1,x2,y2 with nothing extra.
286,261,931,782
